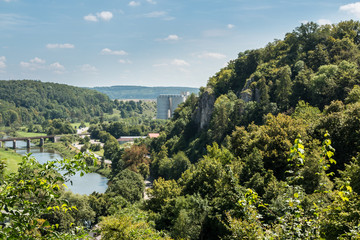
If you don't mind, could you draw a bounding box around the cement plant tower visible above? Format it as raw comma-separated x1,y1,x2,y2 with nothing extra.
157,92,190,119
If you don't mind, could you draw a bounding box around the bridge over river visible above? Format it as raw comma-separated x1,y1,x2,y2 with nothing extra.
0,135,62,149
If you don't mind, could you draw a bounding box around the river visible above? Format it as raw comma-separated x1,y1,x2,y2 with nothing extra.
5,141,108,195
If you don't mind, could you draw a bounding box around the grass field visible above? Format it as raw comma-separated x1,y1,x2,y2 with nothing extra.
103,109,121,120
93,149,104,157
0,148,23,174
15,131,47,138
71,122,90,129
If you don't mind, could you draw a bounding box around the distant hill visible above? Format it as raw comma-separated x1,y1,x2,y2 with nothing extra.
91,85,199,100
0,80,114,125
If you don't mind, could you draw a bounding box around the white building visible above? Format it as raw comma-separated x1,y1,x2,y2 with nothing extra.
156,92,190,119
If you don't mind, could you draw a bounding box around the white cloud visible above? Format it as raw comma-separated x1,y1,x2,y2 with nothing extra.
317,19,332,25
153,63,168,67
20,57,46,70
144,11,174,20
144,11,167,18
198,52,226,59
340,2,360,18
50,62,65,74
31,57,45,64
129,1,140,7
0,13,29,29
101,48,128,56
153,59,190,67
171,59,189,66
164,34,179,41
84,11,113,22
146,0,157,4
80,64,98,73
50,62,64,69
19,57,67,74
153,59,190,68
46,43,75,49
97,11,113,21
227,24,235,29
0,56,6,70
84,14,98,22
118,59,132,64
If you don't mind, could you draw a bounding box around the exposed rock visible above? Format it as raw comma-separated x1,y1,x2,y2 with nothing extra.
254,87,260,102
240,88,252,102
240,77,255,102
193,89,216,130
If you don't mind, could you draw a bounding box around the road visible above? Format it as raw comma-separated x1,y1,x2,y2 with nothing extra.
74,127,112,165
144,177,153,200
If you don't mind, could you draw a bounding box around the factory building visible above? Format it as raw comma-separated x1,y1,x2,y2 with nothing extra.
157,92,190,119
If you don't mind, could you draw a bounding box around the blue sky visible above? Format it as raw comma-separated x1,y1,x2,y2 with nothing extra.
0,0,359,88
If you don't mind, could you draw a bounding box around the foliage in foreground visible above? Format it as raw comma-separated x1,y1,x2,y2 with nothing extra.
0,152,94,239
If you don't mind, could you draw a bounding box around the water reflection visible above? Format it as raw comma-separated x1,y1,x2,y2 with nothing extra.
5,141,108,195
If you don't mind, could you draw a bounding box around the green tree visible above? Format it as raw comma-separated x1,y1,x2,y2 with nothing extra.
42,191,96,231
274,65,293,110
103,135,120,160
345,85,360,104
209,94,235,142
146,177,182,212
100,210,172,240
3,109,20,126
0,152,93,239
106,169,144,203
180,143,228,199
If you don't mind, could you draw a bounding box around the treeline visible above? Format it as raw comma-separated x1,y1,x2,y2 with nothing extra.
93,85,199,99
112,20,360,239
152,20,360,162
114,100,156,119
89,119,165,139
0,80,114,125
7,21,360,239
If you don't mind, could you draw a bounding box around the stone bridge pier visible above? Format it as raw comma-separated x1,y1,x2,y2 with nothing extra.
0,135,58,149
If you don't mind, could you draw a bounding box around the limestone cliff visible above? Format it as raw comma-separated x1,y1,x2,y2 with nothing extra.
240,77,255,102
193,89,216,130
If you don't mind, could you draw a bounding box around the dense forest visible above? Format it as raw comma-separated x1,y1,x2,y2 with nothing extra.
4,20,360,239
152,20,360,162
140,20,360,239
92,85,199,100
114,100,157,119
0,80,114,125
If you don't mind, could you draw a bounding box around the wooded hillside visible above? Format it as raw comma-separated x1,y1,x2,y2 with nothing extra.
153,20,360,162
141,20,360,239
0,80,114,125
92,85,199,99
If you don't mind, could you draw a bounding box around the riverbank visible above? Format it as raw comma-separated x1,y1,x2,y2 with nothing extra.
46,141,111,178
89,165,111,178
44,142,78,159
0,148,23,174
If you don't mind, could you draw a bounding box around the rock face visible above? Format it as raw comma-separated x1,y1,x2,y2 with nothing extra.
240,88,252,102
193,90,216,130
240,77,255,102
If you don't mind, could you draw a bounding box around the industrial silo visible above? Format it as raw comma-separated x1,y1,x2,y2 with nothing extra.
156,92,189,119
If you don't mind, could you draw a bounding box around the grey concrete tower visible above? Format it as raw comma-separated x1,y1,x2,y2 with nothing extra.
156,92,190,119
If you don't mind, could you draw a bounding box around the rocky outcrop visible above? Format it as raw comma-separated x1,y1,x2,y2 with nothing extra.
239,77,256,103
240,88,252,102
193,90,216,130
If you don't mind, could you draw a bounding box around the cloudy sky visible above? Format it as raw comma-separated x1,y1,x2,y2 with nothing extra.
0,0,359,88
